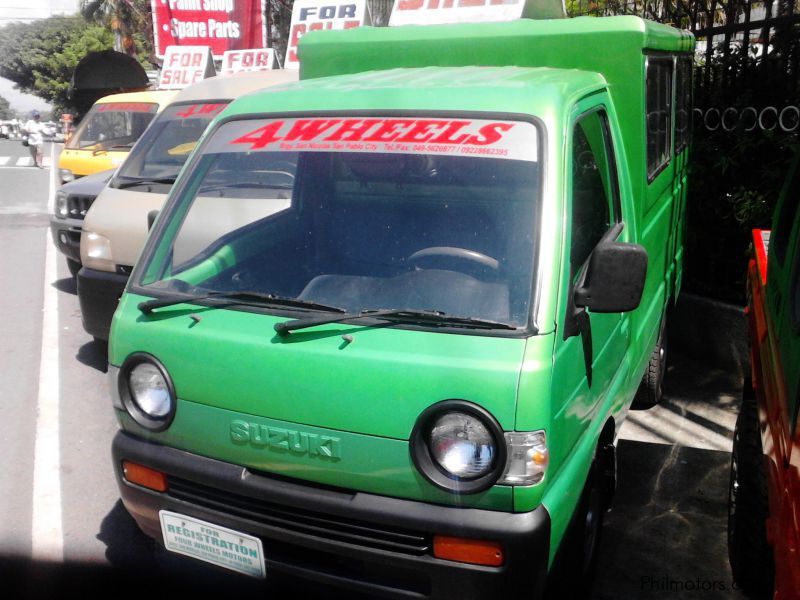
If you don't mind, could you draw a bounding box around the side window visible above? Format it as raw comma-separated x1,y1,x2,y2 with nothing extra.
646,57,673,178
570,110,621,276
675,57,692,153
772,165,800,266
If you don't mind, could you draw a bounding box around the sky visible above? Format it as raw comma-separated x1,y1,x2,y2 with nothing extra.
0,0,80,26
0,77,51,114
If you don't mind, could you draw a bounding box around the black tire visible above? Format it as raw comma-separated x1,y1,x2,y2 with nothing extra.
544,462,605,600
66,258,81,278
728,381,774,598
633,314,668,409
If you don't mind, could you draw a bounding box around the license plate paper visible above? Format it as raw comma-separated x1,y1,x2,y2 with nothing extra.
159,510,266,578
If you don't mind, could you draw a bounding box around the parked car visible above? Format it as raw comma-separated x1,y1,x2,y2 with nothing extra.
108,16,692,598
49,168,116,277
77,69,298,340
728,155,800,599
57,89,176,184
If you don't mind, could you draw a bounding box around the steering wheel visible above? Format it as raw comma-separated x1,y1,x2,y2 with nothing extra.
407,246,500,272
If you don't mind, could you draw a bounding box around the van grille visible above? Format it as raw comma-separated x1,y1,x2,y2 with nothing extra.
66,194,96,219
167,476,432,556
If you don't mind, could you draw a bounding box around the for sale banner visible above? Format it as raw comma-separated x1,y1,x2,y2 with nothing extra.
152,0,267,59
389,0,525,26
285,0,369,69
221,48,275,74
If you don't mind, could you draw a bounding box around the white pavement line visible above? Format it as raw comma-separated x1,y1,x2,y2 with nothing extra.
16,157,33,167
0,156,9,166
31,229,63,562
48,144,57,214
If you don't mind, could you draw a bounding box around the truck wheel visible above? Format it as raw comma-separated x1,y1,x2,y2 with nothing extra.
544,462,605,599
728,382,773,598
633,315,668,409
66,258,81,278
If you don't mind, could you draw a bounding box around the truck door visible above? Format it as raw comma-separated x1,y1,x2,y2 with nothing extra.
770,168,800,592
551,99,630,459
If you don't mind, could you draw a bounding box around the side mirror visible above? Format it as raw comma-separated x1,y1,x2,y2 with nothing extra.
574,241,648,313
147,210,159,231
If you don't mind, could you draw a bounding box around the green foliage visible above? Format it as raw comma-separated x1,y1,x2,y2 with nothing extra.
0,16,114,112
684,126,799,303
0,96,13,120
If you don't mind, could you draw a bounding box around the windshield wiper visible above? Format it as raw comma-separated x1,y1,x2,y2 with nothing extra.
138,291,346,315
274,308,517,336
116,176,178,189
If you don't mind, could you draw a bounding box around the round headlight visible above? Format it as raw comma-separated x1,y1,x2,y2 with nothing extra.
430,412,495,479
410,400,506,494
119,354,176,431
130,363,171,417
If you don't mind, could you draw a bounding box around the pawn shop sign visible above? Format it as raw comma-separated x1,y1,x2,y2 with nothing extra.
159,46,217,89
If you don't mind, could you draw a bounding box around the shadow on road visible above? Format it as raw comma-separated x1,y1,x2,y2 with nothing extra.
76,339,108,373
51,276,76,295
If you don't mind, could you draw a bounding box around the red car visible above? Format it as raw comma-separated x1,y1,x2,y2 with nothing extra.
729,160,800,599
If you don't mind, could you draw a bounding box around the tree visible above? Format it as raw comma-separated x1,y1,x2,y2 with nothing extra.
0,16,114,112
0,96,13,120
80,0,155,66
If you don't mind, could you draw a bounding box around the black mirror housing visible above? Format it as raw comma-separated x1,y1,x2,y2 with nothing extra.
574,241,648,313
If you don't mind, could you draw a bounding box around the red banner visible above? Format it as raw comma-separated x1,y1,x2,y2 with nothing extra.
152,0,266,59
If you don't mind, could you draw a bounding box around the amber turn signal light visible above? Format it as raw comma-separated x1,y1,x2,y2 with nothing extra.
433,535,504,567
122,460,168,492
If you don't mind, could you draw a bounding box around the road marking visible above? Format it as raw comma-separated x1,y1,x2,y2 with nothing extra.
0,157,51,168
31,229,63,561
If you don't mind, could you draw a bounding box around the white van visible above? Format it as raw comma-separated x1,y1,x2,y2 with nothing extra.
77,69,298,340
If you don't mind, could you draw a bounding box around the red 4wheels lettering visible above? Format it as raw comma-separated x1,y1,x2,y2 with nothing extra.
230,118,518,151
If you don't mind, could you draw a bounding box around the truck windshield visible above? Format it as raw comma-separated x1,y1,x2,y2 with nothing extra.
66,102,158,151
112,102,228,187
135,116,541,330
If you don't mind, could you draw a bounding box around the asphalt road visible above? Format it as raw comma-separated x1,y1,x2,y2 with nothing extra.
0,136,749,598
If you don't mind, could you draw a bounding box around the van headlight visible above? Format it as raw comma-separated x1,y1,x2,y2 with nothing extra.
81,231,114,271
410,401,507,494
55,191,68,218
119,354,176,431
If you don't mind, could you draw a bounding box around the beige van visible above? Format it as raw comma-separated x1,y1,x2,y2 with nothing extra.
77,69,298,339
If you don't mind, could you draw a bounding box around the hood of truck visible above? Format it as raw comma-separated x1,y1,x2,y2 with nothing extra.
58,148,130,178
82,185,169,268
112,293,532,439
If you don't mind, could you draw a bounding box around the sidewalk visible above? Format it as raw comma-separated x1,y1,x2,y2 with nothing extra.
593,353,746,600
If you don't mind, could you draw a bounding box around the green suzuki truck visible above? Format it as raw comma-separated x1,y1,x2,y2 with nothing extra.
108,16,693,598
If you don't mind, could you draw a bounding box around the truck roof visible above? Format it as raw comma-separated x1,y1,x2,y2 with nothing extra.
170,69,299,103
299,16,693,81
223,65,605,118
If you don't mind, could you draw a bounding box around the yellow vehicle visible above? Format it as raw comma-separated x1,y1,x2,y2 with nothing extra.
58,90,177,184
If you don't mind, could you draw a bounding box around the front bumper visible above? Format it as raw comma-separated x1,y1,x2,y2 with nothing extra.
113,431,551,599
77,266,128,340
49,216,83,263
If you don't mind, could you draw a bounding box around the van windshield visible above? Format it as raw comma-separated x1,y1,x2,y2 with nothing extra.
65,102,158,150
134,116,541,330
112,102,228,188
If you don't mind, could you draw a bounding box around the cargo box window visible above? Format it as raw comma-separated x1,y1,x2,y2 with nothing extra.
675,57,692,154
646,57,673,179
570,109,621,277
